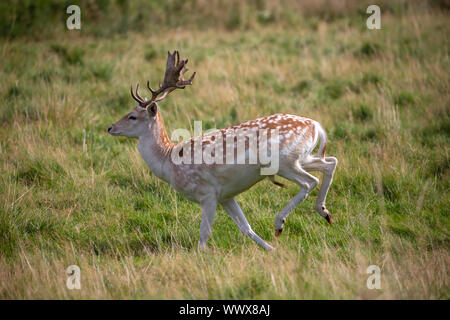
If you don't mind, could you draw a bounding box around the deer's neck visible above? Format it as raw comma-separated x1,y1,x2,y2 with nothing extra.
138,112,174,183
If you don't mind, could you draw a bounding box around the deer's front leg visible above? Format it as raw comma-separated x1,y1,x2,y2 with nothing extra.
221,198,274,251
198,198,218,251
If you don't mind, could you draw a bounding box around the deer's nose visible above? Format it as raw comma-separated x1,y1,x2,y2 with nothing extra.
108,126,113,133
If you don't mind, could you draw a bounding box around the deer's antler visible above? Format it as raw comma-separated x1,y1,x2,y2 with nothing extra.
131,50,196,108
130,83,146,105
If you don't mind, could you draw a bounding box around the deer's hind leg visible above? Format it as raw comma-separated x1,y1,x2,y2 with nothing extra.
301,156,338,224
274,163,319,236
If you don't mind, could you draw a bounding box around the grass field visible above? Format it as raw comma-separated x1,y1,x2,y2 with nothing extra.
0,1,449,299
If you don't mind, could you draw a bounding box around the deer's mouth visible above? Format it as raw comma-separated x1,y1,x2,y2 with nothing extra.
108,126,121,136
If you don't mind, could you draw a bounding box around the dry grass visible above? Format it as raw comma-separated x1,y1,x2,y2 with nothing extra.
1,240,448,299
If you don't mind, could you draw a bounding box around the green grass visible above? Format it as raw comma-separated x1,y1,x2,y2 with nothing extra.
0,1,449,299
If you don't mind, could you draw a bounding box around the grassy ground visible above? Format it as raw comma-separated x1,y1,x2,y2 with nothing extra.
0,1,449,299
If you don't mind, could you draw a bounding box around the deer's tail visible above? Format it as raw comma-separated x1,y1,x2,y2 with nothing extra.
315,123,327,159
268,175,287,188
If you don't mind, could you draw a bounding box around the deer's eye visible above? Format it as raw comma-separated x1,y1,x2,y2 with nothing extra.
128,115,137,120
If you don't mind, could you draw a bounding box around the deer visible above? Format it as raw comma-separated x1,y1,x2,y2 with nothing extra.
108,50,338,251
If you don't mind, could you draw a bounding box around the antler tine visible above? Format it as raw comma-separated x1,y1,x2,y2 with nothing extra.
146,80,156,95
177,71,196,87
134,83,146,103
166,50,176,69
130,83,148,106
154,87,177,102
131,84,142,104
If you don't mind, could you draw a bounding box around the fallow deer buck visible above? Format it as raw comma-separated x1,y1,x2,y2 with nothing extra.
108,50,337,251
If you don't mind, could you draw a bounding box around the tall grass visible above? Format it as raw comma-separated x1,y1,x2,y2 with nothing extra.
0,1,449,299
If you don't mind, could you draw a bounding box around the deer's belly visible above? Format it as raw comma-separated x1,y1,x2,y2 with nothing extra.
212,164,264,200
171,164,264,202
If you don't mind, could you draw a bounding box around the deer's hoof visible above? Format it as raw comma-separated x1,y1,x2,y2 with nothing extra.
325,214,332,224
275,228,283,237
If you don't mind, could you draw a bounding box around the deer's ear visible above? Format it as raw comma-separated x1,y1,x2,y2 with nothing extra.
147,103,158,118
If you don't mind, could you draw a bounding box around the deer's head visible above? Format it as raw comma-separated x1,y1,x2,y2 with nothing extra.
108,50,195,138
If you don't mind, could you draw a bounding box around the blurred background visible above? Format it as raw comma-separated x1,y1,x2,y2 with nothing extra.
1,0,448,38
0,0,448,299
